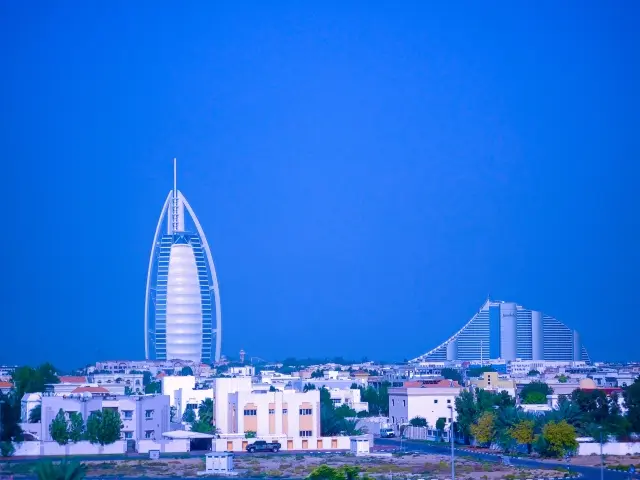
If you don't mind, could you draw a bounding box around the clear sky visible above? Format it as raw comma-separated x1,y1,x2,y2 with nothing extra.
1,2,638,370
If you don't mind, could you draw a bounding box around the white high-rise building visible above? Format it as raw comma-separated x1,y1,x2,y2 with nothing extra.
144,159,222,363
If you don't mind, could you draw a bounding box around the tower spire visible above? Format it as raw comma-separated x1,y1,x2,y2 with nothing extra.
172,158,179,233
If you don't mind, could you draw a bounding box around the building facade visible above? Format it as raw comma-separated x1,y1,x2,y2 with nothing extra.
145,160,222,363
388,385,461,432
39,393,170,442
411,299,590,363
213,378,320,439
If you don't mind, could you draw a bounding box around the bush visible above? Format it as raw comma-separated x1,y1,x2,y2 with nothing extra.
0,441,15,457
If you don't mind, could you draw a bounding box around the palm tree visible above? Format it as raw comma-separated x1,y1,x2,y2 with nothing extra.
35,460,87,480
28,405,41,423
198,398,214,426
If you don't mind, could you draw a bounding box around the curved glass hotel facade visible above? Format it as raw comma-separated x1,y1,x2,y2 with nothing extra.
411,299,589,363
144,161,222,363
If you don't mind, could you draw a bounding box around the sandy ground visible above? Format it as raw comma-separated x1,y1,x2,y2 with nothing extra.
565,455,640,468
1,452,576,479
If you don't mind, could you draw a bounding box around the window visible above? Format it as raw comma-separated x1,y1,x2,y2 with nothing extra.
434,399,438,404
244,409,257,416
145,430,154,439
269,409,275,414
402,400,406,407
186,403,198,411
447,399,451,404
122,410,133,420
299,430,312,437
124,431,133,439
392,416,395,423
145,409,154,419
282,408,288,414
392,399,395,406
299,408,312,415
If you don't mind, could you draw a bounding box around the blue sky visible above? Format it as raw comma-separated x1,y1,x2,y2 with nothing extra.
1,2,638,369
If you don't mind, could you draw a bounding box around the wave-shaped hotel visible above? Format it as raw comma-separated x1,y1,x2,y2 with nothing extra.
411,299,589,363
144,160,222,363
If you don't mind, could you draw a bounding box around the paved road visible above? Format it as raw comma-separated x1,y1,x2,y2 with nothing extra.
376,438,637,480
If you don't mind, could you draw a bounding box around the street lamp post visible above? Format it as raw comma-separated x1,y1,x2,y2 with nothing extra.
599,428,604,480
448,404,455,480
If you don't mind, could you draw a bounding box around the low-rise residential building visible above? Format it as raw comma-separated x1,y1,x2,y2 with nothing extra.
213,377,320,439
388,382,461,432
0,380,13,394
227,366,255,377
469,372,516,397
161,375,213,420
39,393,170,443
89,373,144,393
45,378,126,396
326,388,368,412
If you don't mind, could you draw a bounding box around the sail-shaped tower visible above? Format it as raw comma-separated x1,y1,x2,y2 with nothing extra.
144,160,222,363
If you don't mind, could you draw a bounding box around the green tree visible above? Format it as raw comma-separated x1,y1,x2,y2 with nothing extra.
378,381,391,415
124,386,133,396
68,412,85,443
191,419,217,434
170,406,177,422
0,391,23,442
182,408,196,423
409,416,428,427
303,383,317,392
624,378,640,433
350,383,359,389
49,409,70,445
557,374,568,383
441,368,463,384
334,404,357,419
11,363,60,401
436,417,446,435
542,421,578,458
520,382,552,404
509,419,535,453
145,381,161,394
470,412,496,445
180,366,194,376
269,385,277,392
308,465,344,480
29,404,42,423
454,389,479,440
311,369,324,379
359,386,381,416
142,371,153,386
85,409,122,445
198,399,214,425
35,460,87,480
527,370,541,376
467,366,495,378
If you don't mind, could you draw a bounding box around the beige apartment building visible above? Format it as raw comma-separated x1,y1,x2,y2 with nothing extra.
213,378,320,440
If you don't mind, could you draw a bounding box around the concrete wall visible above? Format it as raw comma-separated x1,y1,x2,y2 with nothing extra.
137,439,190,453
13,441,127,456
213,436,350,452
578,442,640,456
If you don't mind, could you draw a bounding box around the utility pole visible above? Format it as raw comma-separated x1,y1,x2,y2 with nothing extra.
448,404,455,480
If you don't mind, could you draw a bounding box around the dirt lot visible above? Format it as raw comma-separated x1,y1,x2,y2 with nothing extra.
1,452,575,479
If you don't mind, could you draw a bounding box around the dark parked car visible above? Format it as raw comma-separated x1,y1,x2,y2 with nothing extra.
246,440,281,453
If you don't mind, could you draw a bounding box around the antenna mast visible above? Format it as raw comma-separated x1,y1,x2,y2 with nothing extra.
172,158,179,233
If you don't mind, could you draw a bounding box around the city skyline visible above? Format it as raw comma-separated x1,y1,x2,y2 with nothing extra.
2,3,638,368
145,160,222,363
